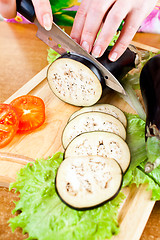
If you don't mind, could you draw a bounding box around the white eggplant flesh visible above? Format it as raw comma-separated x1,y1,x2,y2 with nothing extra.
56,155,123,210
47,58,102,106
62,112,126,149
69,103,127,127
65,131,130,173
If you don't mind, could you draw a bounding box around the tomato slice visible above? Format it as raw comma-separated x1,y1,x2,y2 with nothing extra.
10,95,45,133
0,104,19,148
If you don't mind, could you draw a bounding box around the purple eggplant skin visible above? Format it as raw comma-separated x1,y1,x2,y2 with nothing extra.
140,54,160,138
97,45,138,81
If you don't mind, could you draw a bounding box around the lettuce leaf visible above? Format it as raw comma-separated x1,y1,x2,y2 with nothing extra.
9,152,125,240
125,113,147,169
123,114,160,200
47,48,60,64
123,165,160,201
146,137,160,164
144,137,160,173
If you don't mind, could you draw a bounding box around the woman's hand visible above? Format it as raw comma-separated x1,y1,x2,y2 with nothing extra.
0,0,158,61
70,0,158,61
0,0,53,30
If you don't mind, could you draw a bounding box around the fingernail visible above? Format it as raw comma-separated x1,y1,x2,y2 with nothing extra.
43,13,52,31
109,52,118,62
92,46,101,58
81,41,90,52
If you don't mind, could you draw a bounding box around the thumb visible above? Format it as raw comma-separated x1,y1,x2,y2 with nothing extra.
0,0,16,19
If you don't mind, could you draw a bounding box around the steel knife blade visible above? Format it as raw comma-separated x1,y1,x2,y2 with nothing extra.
16,0,126,95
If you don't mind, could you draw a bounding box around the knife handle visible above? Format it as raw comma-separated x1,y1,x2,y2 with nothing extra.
16,0,36,22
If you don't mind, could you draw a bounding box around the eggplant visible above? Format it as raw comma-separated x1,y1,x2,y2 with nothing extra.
56,155,123,210
69,103,127,127
62,112,126,149
97,45,139,81
47,53,103,106
47,46,139,107
140,54,160,172
64,131,130,173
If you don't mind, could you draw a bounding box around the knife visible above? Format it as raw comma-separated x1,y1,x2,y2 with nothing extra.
16,0,126,95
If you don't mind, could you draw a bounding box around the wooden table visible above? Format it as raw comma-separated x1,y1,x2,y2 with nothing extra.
0,21,160,240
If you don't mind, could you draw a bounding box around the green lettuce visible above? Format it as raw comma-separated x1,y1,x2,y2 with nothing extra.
9,152,125,240
123,166,160,201
146,137,160,164
123,114,160,200
125,113,147,169
47,48,60,64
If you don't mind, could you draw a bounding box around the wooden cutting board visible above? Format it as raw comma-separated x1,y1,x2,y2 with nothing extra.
0,63,156,240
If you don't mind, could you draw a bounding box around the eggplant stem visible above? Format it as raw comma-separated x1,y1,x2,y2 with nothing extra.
144,157,160,173
146,124,160,139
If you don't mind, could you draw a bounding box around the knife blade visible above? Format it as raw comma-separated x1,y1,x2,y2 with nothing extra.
16,0,126,95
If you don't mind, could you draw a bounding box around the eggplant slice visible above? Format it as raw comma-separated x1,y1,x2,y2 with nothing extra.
62,111,126,149
47,53,103,106
56,155,123,210
65,131,130,173
47,48,138,107
69,103,127,127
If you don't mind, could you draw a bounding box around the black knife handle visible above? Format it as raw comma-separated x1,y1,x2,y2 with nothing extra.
16,0,36,22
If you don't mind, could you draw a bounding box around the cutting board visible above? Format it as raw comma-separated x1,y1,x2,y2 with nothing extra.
0,60,156,240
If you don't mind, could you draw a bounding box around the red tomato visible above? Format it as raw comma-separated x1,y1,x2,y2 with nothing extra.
10,95,45,133
0,104,19,148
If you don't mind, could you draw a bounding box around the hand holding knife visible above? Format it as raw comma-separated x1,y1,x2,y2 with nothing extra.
16,0,127,95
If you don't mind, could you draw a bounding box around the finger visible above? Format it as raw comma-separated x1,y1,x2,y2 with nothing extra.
0,0,16,19
79,0,115,53
91,0,131,58
108,9,146,61
32,0,53,31
70,0,91,44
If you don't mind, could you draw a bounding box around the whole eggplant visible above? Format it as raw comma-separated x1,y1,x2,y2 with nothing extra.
97,45,139,82
140,54,160,172
140,54,160,137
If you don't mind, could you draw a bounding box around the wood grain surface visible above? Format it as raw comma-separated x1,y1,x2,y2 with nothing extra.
0,22,48,103
0,21,160,240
